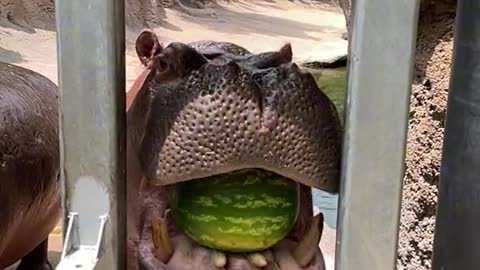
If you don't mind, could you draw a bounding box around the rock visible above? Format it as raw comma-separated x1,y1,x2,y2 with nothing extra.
296,17,348,69
302,54,348,69
297,39,348,69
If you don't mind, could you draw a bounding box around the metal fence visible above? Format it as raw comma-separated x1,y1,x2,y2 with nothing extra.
335,0,420,269
53,0,479,269
55,0,126,269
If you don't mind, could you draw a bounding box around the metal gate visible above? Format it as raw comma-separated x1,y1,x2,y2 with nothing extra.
53,0,480,269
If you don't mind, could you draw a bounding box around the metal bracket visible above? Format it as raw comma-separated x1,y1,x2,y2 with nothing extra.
56,213,109,270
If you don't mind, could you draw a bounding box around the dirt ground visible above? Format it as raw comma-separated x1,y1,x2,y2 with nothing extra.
0,0,347,90
397,5,456,270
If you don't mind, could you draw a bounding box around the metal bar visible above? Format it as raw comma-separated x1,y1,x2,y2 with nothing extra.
431,1,480,269
335,1,420,270
55,0,126,269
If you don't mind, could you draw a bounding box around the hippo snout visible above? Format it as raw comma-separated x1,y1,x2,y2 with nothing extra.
128,33,342,192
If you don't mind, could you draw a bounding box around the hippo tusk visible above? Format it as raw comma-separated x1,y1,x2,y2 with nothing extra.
292,213,324,267
248,253,268,267
213,250,227,268
151,212,173,263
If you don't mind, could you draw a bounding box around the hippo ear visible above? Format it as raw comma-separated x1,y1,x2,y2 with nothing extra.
135,30,163,67
253,44,293,69
279,43,292,63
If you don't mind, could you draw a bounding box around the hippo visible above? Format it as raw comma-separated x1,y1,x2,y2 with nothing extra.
126,30,342,270
0,62,60,270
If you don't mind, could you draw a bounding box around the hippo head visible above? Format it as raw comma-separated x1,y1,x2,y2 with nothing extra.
128,30,342,270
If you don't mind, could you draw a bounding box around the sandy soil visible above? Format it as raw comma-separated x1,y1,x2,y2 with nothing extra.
1,1,346,269
0,0,347,90
397,6,456,270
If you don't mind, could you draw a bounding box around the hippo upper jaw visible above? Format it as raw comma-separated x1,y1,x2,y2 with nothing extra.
130,51,341,193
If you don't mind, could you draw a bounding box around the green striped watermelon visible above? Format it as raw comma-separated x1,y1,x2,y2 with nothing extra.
171,169,300,253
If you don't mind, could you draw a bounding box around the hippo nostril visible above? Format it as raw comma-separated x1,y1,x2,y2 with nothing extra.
224,60,241,79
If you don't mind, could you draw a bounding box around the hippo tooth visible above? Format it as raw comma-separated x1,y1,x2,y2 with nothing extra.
213,250,227,268
263,249,275,264
226,60,240,73
248,252,268,267
263,250,281,270
151,216,173,263
292,213,324,267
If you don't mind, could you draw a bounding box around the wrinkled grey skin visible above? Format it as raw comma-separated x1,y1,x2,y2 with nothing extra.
0,62,59,270
127,30,341,270
188,40,252,57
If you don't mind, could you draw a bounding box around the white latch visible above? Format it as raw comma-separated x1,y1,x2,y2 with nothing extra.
56,213,109,270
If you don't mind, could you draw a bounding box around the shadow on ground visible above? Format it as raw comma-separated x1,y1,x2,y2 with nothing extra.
4,251,61,270
176,6,338,40
0,47,24,63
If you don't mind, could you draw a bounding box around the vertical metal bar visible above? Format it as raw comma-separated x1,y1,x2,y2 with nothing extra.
55,0,126,269
335,1,420,270
431,1,480,269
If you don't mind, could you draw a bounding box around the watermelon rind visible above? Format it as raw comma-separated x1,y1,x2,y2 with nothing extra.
171,169,300,253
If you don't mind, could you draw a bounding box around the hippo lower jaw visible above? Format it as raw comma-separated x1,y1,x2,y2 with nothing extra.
137,179,326,270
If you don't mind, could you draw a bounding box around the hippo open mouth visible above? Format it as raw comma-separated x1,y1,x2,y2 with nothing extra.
128,30,342,270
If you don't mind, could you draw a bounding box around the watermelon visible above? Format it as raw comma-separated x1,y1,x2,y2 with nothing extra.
170,169,300,253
